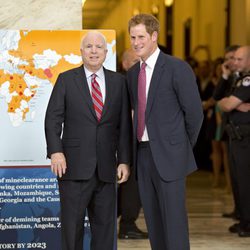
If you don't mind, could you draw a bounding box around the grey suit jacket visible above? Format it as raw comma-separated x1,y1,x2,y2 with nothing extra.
45,65,132,183
127,51,203,181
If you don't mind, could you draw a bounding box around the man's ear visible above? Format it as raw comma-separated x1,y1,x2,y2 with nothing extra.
151,31,158,43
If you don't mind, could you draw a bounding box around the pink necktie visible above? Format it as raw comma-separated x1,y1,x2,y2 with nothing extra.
137,62,147,141
91,74,103,122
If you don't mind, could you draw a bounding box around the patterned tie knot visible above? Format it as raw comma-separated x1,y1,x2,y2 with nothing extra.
141,62,147,70
91,73,97,85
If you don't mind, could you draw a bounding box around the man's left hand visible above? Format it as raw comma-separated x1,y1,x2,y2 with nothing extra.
117,164,130,184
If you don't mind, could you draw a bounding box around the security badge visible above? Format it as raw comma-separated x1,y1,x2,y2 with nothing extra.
236,75,250,87
242,76,250,87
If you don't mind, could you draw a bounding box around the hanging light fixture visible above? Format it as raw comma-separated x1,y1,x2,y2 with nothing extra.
133,8,140,16
164,0,174,7
151,4,159,15
82,0,86,7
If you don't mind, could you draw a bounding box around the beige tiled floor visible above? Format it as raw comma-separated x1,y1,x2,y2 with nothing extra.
118,170,250,249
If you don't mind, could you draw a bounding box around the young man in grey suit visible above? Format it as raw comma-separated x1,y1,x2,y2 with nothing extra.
45,31,132,250
127,14,203,250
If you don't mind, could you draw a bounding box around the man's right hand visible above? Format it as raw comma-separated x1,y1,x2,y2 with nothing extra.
236,103,250,112
51,152,67,178
221,62,231,79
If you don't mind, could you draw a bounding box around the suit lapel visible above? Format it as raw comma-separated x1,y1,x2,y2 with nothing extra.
101,68,111,119
132,63,142,130
133,63,141,108
145,52,165,121
74,65,97,119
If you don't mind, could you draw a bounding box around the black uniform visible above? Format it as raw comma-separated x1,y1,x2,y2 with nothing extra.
213,73,239,100
226,73,250,235
213,73,241,219
118,168,141,231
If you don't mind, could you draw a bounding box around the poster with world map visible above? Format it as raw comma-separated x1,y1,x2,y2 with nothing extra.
0,30,116,249
0,30,116,166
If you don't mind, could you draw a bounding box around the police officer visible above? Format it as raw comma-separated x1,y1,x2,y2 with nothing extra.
213,45,241,220
218,45,250,237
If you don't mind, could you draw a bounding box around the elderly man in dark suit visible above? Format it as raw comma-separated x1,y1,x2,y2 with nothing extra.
45,31,132,250
127,14,203,250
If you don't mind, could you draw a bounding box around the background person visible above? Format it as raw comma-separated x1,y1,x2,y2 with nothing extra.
117,48,148,240
218,45,250,237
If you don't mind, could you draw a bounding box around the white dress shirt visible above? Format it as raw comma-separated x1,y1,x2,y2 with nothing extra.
140,47,160,141
84,66,106,103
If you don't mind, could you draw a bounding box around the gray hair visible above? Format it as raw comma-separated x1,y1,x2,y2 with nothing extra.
80,31,107,49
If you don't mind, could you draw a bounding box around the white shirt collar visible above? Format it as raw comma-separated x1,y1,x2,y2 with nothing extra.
141,47,160,69
83,66,104,80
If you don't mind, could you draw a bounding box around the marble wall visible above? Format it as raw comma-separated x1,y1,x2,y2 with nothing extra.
0,0,82,30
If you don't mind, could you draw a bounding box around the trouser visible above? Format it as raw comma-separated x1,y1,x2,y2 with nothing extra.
229,137,250,226
118,166,141,230
58,172,116,250
227,139,241,216
137,142,190,250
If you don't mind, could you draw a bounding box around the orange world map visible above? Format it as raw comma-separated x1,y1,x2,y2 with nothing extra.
0,30,116,126
0,30,116,166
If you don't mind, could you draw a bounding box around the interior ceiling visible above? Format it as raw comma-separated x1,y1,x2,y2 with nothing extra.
83,0,121,29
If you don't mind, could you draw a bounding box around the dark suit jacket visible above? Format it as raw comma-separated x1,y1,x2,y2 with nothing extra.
45,65,132,183
127,51,203,181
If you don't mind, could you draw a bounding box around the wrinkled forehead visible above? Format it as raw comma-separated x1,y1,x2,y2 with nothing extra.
234,48,247,59
82,32,106,47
